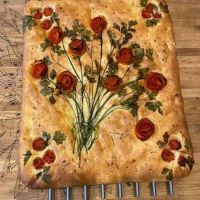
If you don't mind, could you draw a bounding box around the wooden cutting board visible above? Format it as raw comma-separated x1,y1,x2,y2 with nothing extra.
0,0,199,199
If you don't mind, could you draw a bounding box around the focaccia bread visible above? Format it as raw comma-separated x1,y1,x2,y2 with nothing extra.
19,0,194,188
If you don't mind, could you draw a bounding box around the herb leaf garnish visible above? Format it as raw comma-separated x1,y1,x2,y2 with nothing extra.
159,2,169,13
145,101,163,115
146,48,154,61
23,15,36,32
53,131,67,144
146,19,159,27
162,167,173,180
41,56,52,65
23,150,32,165
157,132,169,148
140,0,148,7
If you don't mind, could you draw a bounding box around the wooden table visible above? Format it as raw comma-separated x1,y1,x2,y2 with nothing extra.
0,0,199,199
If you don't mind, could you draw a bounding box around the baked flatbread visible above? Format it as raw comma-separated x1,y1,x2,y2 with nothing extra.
20,0,194,188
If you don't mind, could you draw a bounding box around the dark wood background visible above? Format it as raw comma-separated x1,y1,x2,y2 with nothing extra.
0,0,199,199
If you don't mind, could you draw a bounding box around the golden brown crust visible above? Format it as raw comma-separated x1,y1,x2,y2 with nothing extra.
20,0,194,189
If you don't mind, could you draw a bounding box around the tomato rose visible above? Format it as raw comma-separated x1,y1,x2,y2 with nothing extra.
33,10,43,19
103,75,122,92
48,27,63,44
169,139,181,150
43,7,53,16
43,150,56,164
135,118,155,141
57,71,77,92
41,20,53,30
142,3,161,19
178,155,188,167
153,13,162,19
32,137,46,151
161,148,175,162
145,72,167,92
90,16,107,34
30,61,48,79
33,157,45,169
68,39,86,56
146,3,156,13
116,48,134,65
142,10,152,18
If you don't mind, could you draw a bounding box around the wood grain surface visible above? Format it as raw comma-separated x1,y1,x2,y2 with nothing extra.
0,0,199,200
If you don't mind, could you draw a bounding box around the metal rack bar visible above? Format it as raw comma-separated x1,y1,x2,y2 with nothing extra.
48,189,54,200
117,182,123,199
134,182,140,197
100,184,105,199
65,187,71,200
47,180,174,200
83,185,88,200
150,181,157,197
167,181,174,195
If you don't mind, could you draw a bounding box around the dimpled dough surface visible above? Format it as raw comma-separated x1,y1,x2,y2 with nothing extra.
19,0,194,188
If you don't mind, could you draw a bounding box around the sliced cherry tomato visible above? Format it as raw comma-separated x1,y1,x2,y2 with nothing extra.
43,7,53,16
43,150,56,164
34,10,43,19
169,139,181,150
142,10,152,19
32,137,46,151
41,20,53,30
178,155,188,167
33,157,45,169
146,3,155,13
153,12,162,19
161,148,175,162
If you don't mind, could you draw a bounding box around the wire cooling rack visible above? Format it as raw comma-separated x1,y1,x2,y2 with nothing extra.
47,181,174,200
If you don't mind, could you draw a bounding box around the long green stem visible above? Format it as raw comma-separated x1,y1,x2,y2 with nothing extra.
62,41,81,80
91,92,116,120
94,106,121,126
49,49,67,70
91,34,103,111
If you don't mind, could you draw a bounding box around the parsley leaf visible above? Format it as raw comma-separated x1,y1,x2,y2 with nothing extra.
145,90,158,100
73,19,91,41
84,65,98,83
43,166,51,172
184,138,191,151
23,15,36,32
146,19,159,27
53,131,67,144
40,87,54,96
49,96,56,104
121,95,140,117
146,48,154,61
107,56,118,75
157,132,169,148
40,39,52,52
23,150,32,165
40,79,50,88
166,169,173,180
159,2,169,13
140,0,148,7
134,48,145,67
50,12,59,24
51,45,65,56
36,172,42,179
41,56,52,65
187,157,194,170
42,173,52,184
162,167,170,174
145,101,163,115
42,131,51,142
138,68,149,79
